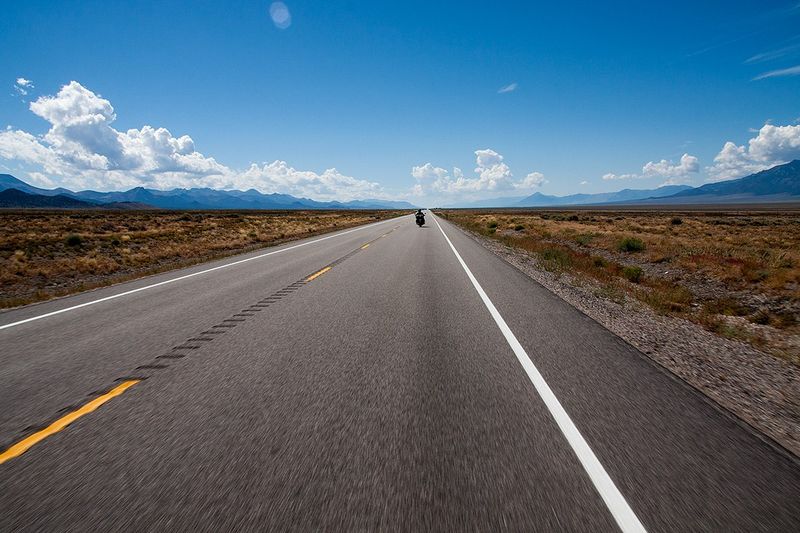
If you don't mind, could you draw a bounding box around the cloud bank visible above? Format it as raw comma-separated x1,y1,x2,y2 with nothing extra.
601,120,800,184
0,81,385,200
603,153,699,184
708,123,800,180
412,149,546,197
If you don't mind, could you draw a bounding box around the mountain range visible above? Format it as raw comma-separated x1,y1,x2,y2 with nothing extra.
444,185,694,208
631,159,800,204
0,174,416,210
445,160,800,207
1,160,798,210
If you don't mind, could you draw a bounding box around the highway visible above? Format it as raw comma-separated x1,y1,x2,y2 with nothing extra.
1,212,798,531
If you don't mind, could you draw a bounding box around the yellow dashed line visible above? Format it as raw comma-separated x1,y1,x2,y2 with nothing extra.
0,380,139,465
306,266,332,282
361,243,370,249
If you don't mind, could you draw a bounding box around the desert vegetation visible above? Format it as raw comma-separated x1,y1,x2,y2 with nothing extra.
439,209,800,364
0,210,399,308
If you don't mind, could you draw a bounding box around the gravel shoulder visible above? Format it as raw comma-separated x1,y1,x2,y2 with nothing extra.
459,226,800,458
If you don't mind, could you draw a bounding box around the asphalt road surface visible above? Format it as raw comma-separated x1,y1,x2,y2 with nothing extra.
1,213,798,532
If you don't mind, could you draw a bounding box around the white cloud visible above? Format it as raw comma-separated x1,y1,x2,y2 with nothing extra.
580,180,589,185
602,172,638,181
498,82,518,94
708,123,800,180
642,153,699,184
746,44,800,64
473,148,515,190
753,65,800,80
0,81,386,200
411,162,450,182
13,77,33,97
269,2,291,29
519,171,546,188
26,171,56,188
412,149,546,197
603,153,699,184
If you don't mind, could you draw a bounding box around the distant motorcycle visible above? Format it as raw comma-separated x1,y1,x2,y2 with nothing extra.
415,211,425,227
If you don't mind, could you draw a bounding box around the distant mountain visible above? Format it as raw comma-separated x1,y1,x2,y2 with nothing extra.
650,160,800,204
0,174,77,197
0,174,416,210
0,188,99,208
516,185,692,207
444,196,528,208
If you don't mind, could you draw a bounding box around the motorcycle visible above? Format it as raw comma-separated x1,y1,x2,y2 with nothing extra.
415,212,425,227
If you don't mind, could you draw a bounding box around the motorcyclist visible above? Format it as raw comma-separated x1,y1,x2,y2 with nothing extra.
415,209,425,226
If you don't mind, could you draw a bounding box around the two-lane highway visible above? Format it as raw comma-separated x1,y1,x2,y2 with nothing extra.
1,213,798,531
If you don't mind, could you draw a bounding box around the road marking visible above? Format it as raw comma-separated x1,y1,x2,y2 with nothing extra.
0,380,139,465
361,243,370,249
433,216,647,533
0,216,405,331
306,266,332,281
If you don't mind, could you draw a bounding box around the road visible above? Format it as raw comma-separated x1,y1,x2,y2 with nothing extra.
1,213,798,531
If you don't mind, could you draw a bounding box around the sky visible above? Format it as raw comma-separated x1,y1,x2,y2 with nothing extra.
1,0,799,205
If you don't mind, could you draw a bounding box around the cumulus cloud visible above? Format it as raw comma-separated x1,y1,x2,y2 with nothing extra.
519,172,546,188
412,149,546,197
602,172,638,181
642,153,699,183
708,123,800,181
498,82,518,94
603,153,699,184
269,2,291,29
0,81,385,199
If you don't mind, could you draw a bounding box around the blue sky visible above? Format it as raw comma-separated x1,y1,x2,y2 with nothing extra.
1,0,799,204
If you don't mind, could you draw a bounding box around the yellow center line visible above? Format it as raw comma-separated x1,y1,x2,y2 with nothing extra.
361,243,370,249
306,266,332,282
0,380,139,465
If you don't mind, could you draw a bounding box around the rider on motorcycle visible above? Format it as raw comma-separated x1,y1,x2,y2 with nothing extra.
415,209,425,226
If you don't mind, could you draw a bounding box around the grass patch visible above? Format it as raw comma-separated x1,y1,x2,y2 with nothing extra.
539,247,573,272
618,237,645,253
622,266,643,283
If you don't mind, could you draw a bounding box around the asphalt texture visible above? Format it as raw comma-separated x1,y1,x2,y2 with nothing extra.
1,213,798,532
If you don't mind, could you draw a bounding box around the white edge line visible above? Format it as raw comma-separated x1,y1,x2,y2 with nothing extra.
0,215,405,331
433,215,647,533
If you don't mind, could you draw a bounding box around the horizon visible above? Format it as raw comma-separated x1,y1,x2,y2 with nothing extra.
2,1,800,206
